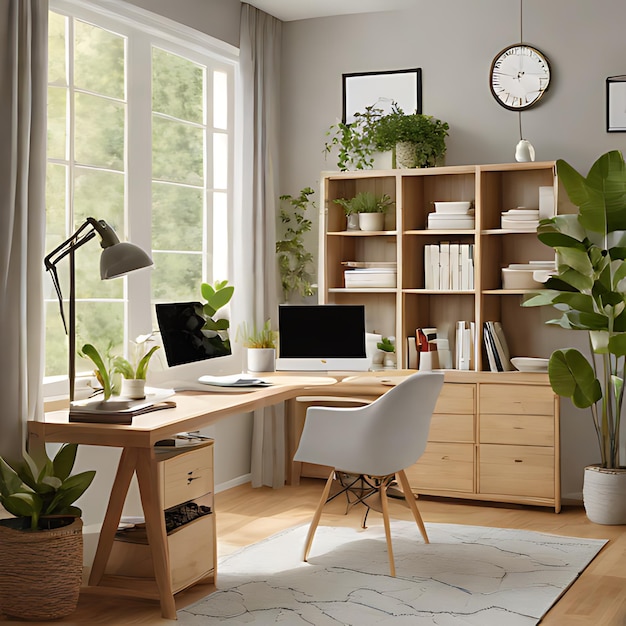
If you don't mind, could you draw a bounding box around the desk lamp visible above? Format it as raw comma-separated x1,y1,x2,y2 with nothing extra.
44,217,153,401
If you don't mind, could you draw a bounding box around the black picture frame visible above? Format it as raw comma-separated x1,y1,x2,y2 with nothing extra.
607,75,626,132
342,68,422,124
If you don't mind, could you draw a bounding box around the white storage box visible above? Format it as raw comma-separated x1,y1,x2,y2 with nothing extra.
344,269,397,288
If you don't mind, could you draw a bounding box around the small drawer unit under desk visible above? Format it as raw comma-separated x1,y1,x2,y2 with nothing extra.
478,383,560,511
105,441,216,594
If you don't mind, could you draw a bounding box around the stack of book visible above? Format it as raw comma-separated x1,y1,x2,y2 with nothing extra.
483,321,513,371
424,242,474,290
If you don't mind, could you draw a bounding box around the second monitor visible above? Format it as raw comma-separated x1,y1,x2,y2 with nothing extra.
276,304,369,371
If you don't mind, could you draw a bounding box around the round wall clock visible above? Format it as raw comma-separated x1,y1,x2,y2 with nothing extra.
489,44,551,111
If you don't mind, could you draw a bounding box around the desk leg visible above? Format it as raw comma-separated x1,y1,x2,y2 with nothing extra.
89,447,138,586
135,448,176,620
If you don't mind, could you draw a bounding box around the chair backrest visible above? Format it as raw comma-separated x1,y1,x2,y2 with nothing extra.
295,371,444,476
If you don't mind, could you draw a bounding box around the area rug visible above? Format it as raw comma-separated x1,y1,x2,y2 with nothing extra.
178,521,607,625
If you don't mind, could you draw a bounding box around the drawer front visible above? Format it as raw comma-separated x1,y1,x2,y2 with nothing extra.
479,384,554,415
434,383,475,414
406,442,474,493
429,413,474,443
169,513,215,591
480,414,554,446
161,445,214,510
479,444,554,498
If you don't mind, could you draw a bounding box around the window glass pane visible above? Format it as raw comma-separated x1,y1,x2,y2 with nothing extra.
151,252,202,301
48,12,66,85
213,132,227,189
74,93,125,169
74,20,125,99
47,86,67,160
213,71,227,129
45,163,67,252
213,191,228,279
152,117,203,185
152,47,203,124
152,182,203,251
75,301,125,372
45,301,68,377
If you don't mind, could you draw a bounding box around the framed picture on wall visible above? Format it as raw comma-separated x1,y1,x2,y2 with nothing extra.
342,68,422,124
607,75,626,132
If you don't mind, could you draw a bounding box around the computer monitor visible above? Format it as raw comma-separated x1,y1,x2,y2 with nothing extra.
155,302,231,367
276,304,369,371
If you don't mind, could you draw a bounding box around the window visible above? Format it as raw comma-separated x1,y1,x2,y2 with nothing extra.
45,0,237,390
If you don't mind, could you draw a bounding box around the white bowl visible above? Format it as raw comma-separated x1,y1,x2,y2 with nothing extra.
511,357,549,372
434,201,472,214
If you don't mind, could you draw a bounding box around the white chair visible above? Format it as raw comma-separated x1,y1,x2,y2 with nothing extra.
293,371,444,576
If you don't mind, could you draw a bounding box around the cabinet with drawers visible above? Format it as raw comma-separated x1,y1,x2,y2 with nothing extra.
105,441,216,593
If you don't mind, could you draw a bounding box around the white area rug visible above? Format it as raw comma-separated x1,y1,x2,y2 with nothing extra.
178,521,607,625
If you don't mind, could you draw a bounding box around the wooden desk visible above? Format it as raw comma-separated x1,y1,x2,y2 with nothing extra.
28,376,337,620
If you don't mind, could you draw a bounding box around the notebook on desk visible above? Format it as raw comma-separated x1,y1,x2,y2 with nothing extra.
275,304,370,371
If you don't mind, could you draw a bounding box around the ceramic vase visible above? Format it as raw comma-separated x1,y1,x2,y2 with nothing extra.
358,212,385,231
121,378,146,399
346,213,360,231
582,465,626,524
247,348,276,373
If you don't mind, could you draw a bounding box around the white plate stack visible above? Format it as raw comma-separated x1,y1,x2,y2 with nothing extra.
428,201,475,229
501,208,540,230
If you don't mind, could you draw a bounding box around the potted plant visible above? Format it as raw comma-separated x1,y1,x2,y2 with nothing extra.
371,103,449,169
276,187,316,302
323,104,385,171
334,191,394,231
196,279,234,357
377,336,396,369
0,443,95,620
79,341,116,400
324,103,449,171
112,332,161,399
522,150,626,524
237,319,277,373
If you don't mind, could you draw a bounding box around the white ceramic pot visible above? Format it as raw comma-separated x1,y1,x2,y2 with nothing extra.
358,212,385,231
247,348,276,373
582,465,626,524
121,378,146,399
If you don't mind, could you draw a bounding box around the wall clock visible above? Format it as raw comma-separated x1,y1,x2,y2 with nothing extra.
489,44,551,111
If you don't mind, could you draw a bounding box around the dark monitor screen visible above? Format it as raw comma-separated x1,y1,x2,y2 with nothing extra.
278,304,366,358
155,302,231,367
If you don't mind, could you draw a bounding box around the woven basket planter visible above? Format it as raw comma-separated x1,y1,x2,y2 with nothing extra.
0,516,83,620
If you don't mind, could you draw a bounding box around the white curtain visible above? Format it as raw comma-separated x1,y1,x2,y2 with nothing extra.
236,4,283,487
0,1,48,463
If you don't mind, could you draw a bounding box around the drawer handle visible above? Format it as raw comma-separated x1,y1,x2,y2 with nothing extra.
441,455,449,460
187,476,200,483
514,459,523,463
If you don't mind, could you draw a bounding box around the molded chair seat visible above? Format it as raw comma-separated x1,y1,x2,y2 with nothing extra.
293,371,444,576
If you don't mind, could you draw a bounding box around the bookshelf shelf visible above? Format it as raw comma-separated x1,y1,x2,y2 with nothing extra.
319,162,562,511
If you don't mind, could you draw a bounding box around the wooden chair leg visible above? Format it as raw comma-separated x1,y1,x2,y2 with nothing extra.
397,469,429,544
303,470,335,562
379,481,395,577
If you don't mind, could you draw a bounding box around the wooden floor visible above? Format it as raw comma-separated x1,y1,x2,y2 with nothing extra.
2,478,625,625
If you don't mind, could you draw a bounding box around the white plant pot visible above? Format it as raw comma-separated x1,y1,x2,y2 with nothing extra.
358,212,385,231
582,465,626,524
121,378,146,399
247,348,276,373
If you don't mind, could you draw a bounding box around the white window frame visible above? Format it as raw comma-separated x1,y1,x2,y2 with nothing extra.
45,0,240,398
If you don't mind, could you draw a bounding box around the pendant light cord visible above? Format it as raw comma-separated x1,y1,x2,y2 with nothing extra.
518,0,524,140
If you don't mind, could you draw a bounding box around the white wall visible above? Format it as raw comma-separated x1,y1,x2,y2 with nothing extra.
278,0,626,500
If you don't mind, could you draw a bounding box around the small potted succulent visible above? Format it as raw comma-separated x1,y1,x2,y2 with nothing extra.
112,332,161,399
334,191,395,231
377,336,396,369
237,319,277,372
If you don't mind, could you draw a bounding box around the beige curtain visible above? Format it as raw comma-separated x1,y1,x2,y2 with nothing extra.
236,4,283,487
0,0,48,463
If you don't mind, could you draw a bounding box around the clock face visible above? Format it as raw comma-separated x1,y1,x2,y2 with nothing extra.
490,44,551,111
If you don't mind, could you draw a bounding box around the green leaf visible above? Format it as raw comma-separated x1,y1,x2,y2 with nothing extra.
135,345,160,379
80,343,112,400
548,348,602,408
608,333,626,357
1,492,42,519
51,443,78,482
112,356,135,379
200,282,215,301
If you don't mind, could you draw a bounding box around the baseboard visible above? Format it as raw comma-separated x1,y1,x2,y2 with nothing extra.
216,473,252,493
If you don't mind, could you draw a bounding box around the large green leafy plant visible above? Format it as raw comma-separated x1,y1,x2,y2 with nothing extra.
0,444,95,531
276,187,316,300
522,150,626,469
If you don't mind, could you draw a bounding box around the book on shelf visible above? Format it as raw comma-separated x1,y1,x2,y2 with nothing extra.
455,321,474,370
483,321,512,372
450,242,460,291
424,242,474,291
406,335,418,369
439,241,450,290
